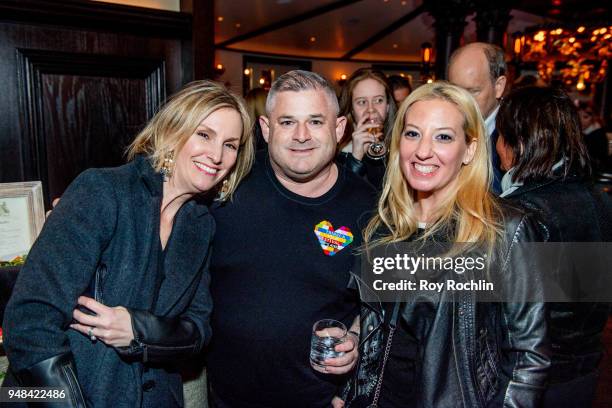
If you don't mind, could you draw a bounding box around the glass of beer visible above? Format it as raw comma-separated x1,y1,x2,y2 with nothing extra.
309,319,347,369
366,118,386,160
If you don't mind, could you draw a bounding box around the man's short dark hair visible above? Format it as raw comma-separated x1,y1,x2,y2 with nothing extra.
387,75,412,93
265,70,338,116
482,44,507,83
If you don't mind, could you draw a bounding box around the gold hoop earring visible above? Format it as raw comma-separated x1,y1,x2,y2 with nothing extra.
161,151,174,181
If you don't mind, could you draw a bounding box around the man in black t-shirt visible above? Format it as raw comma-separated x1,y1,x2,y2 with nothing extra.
207,71,377,407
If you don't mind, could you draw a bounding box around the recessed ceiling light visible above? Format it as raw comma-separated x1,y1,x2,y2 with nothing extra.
235,23,241,28
401,0,407,4
340,74,347,80
309,36,317,42
244,68,251,76
393,44,398,48
217,16,224,22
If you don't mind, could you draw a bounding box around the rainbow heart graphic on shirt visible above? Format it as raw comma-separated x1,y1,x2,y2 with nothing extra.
314,220,354,256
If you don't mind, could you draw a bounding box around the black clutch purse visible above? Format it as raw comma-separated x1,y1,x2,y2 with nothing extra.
74,263,107,317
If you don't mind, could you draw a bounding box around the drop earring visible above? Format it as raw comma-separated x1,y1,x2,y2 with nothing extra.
161,150,174,181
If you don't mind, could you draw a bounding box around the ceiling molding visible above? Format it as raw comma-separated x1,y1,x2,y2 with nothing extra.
217,45,421,64
341,4,425,60
216,0,365,47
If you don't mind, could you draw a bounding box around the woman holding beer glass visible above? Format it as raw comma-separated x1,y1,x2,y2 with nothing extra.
343,82,550,407
338,68,397,189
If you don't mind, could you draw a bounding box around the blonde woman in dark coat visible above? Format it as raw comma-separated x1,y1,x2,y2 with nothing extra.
3,81,254,408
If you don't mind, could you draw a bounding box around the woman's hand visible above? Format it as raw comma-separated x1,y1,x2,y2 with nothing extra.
350,115,383,161
70,296,134,347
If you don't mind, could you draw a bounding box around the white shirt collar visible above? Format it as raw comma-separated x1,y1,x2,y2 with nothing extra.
484,105,499,137
584,123,602,135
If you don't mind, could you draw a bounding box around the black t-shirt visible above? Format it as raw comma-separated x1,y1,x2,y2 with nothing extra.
207,152,377,407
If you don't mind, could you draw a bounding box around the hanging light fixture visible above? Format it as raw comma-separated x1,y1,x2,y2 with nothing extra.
421,42,432,66
517,23,612,92
421,42,433,83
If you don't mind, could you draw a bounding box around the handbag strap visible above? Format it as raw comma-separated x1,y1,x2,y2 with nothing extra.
369,302,401,408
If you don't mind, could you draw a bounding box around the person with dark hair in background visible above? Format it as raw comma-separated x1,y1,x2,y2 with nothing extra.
2,81,255,408
245,87,269,151
577,101,610,172
388,74,412,105
497,85,612,408
337,68,397,189
449,42,508,194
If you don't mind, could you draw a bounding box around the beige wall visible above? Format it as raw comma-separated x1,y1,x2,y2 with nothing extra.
93,0,179,11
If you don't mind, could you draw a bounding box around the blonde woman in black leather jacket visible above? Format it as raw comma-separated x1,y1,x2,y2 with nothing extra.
343,82,551,408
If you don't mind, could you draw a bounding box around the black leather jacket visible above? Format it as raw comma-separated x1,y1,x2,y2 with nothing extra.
505,172,612,383
344,202,552,408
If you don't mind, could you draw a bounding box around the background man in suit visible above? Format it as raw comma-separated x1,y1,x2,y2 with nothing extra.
448,42,507,194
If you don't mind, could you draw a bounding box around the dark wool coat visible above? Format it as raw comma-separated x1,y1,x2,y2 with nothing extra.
3,155,213,408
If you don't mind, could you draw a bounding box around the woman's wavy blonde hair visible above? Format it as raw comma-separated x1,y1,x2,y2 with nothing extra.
364,81,503,249
127,80,254,201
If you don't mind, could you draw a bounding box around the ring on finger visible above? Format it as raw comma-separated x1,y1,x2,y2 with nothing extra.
88,327,97,342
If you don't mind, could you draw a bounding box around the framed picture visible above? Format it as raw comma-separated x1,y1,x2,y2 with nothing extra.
0,181,45,263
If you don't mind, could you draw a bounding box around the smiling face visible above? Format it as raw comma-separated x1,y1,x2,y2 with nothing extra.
351,78,389,125
261,89,345,182
400,99,476,202
171,107,242,194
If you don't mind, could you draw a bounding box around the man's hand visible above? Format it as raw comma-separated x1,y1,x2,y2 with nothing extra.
45,197,60,218
312,330,359,375
331,396,345,408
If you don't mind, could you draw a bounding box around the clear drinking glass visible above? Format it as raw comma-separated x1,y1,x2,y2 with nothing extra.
366,118,386,160
309,319,347,369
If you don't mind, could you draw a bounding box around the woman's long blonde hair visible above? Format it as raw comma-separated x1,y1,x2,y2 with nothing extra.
364,81,503,249
127,80,254,201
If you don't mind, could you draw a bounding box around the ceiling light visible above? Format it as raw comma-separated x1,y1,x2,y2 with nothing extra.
235,23,241,28
217,16,224,22
244,68,251,76
393,44,398,49
309,36,316,42
259,78,265,85
340,74,347,80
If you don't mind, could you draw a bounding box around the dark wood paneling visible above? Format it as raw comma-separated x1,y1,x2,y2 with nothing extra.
0,0,192,207
16,49,165,203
